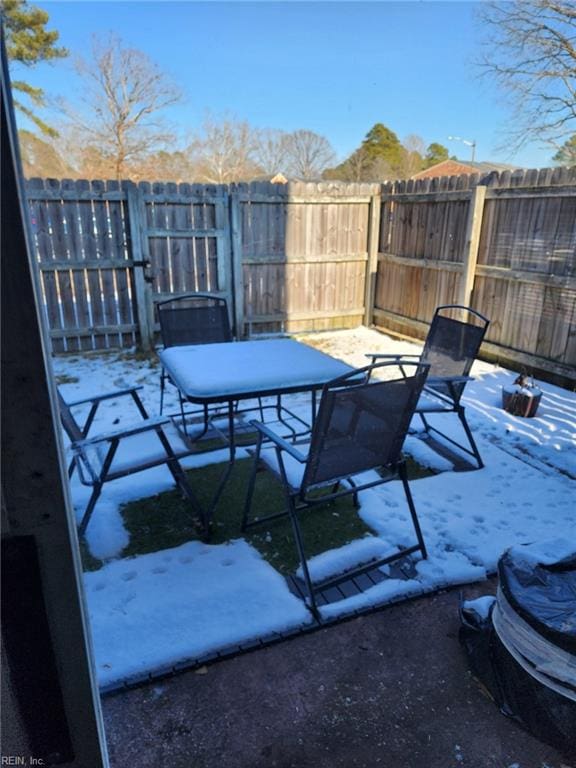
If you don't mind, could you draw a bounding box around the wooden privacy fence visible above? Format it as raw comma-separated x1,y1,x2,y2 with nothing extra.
371,167,576,381
26,178,379,351
235,181,380,335
26,171,576,381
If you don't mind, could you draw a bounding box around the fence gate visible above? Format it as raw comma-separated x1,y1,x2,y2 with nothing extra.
27,178,140,353
134,182,234,340
26,179,235,352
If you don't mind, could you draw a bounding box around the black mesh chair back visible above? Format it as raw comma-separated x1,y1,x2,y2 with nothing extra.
243,360,430,618
302,362,429,490
421,306,488,404
157,293,232,348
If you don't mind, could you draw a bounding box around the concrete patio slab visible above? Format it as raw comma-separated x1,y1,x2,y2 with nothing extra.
102,581,574,768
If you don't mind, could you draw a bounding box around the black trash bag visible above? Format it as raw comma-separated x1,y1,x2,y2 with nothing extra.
498,549,576,655
459,595,498,699
459,545,576,759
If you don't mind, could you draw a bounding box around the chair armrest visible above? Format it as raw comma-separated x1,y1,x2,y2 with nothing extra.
73,416,171,448
365,353,421,361
423,376,473,406
66,386,144,407
66,386,149,435
250,421,307,463
427,375,472,386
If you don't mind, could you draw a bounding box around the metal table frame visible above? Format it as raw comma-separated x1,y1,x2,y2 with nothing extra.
159,340,355,528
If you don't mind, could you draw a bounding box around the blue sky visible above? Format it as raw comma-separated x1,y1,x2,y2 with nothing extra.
14,1,557,168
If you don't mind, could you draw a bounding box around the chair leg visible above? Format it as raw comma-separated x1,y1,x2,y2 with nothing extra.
419,409,484,470
159,370,166,415
78,484,102,537
457,407,484,469
346,477,359,508
241,432,264,531
399,461,427,560
419,412,431,433
273,448,320,620
168,459,207,537
286,496,320,620
179,392,188,436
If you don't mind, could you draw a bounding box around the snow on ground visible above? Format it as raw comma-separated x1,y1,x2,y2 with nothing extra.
54,328,576,688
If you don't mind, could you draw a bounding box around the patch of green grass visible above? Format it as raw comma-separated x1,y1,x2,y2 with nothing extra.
403,455,437,480
119,458,372,574
83,454,436,575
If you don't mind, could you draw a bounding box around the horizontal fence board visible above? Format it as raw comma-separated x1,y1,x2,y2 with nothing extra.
38,260,135,270
475,265,576,289
378,186,576,204
140,193,228,204
243,253,368,264
48,324,138,337
146,228,226,238
27,189,126,202
485,185,576,200
378,252,463,273
237,195,375,204
248,308,364,322
380,191,473,203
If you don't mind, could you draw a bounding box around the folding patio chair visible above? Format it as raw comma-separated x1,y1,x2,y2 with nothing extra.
242,360,430,618
157,293,233,415
58,386,205,537
368,305,489,469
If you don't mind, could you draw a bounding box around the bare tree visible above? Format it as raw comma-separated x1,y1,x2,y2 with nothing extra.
131,150,196,183
252,128,290,177
63,34,182,180
188,115,260,183
323,148,372,182
284,129,336,180
400,134,426,177
477,1,576,151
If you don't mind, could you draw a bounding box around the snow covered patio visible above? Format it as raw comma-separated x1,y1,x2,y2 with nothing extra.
55,327,576,692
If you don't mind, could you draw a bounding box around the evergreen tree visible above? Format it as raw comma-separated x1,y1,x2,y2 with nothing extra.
360,123,404,168
552,134,576,166
325,123,405,181
424,142,449,168
2,0,67,136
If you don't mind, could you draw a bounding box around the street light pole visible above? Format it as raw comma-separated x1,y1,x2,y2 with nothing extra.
448,136,476,163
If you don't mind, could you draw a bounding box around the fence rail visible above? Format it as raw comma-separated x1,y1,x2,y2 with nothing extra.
26,170,576,381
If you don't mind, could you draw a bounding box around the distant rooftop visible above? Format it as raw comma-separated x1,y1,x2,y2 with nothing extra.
412,158,519,180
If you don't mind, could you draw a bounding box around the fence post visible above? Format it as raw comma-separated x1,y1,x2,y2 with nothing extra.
229,186,245,338
125,181,153,351
364,192,381,327
459,184,486,308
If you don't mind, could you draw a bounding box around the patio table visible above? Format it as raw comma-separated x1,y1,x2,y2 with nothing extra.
159,338,355,524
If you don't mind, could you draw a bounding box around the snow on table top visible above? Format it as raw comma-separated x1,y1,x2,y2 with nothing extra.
159,338,354,399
